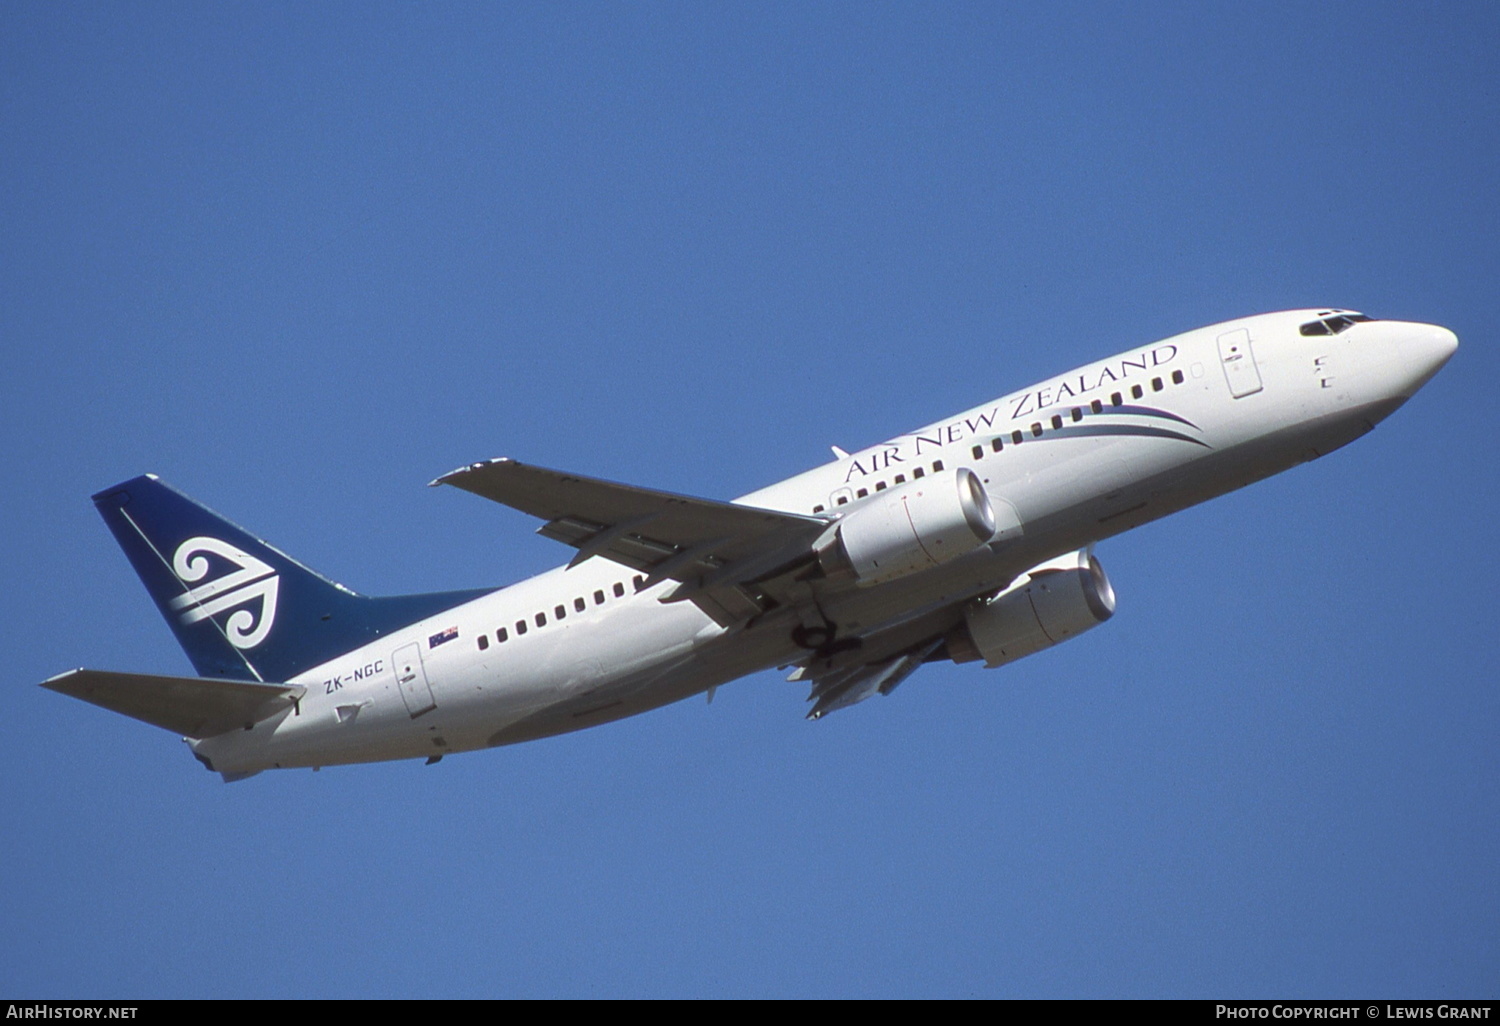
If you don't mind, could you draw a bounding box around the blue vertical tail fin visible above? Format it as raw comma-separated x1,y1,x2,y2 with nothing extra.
93,475,490,682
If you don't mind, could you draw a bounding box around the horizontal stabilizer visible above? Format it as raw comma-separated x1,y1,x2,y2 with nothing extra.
42,669,305,739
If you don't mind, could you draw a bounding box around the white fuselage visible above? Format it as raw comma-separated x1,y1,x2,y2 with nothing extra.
195,310,1456,773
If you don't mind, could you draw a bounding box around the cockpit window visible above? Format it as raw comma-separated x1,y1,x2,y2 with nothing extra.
1300,313,1373,336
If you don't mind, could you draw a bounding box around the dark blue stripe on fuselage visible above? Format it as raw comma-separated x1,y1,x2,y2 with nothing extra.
1044,422,1211,447
1110,404,1199,429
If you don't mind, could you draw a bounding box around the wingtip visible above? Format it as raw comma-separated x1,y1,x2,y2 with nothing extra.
430,458,516,488
428,465,469,488
40,668,86,691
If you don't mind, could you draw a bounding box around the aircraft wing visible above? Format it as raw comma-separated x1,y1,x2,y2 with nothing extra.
42,669,306,739
433,458,830,624
791,640,942,720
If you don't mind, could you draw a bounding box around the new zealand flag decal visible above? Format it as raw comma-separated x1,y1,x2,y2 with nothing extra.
428,626,458,649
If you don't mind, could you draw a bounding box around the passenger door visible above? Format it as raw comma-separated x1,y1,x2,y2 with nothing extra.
393,642,436,718
1217,328,1264,398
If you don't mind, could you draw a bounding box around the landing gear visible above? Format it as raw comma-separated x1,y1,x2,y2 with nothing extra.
791,620,862,657
791,622,835,649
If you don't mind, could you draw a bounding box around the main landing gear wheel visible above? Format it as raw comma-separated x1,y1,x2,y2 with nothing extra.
791,622,834,650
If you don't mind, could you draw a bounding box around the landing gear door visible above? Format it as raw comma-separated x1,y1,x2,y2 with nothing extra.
1217,328,1264,399
393,642,436,718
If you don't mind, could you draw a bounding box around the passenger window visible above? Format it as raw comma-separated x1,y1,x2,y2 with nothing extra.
856,488,868,498
1090,399,1102,414
913,467,925,479
477,635,489,651
1111,392,1123,406
875,481,887,491
633,575,645,592
1151,377,1163,392
813,504,825,513
1051,415,1063,430
971,445,983,460
991,438,1002,453
516,620,527,636
1172,370,1184,385
836,495,849,504
613,582,625,597
555,604,566,620
933,460,945,472
536,612,546,627
1012,430,1023,445
894,474,906,484
594,590,605,605
1031,422,1042,437
498,627,508,642
574,597,585,612
1071,408,1082,422
1131,384,1143,399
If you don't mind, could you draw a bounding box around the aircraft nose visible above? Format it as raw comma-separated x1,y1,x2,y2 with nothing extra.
1397,323,1458,395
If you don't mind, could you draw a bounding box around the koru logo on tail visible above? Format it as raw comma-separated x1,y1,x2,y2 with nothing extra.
167,537,280,650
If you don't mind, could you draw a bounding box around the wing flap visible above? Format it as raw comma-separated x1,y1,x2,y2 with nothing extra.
42,669,305,739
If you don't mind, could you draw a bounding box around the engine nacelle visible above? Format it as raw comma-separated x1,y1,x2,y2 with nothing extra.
820,468,997,586
948,548,1116,667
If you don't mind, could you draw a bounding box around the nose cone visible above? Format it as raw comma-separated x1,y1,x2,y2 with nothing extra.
1397,323,1458,396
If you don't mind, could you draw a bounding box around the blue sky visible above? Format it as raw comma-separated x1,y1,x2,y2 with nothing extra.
3,1,1496,998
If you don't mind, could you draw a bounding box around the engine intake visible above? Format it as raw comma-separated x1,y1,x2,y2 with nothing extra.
948,548,1116,667
820,468,997,586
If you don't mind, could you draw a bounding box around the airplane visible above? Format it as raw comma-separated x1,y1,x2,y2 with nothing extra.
42,309,1457,781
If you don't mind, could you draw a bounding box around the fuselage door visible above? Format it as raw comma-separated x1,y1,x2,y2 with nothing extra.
1217,328,1264,398
393,642,436,718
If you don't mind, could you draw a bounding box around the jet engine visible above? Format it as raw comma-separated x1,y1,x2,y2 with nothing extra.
947,548,1116,667
819,468,998,586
